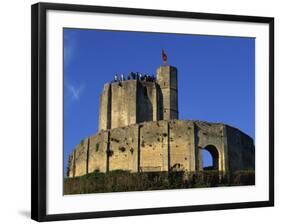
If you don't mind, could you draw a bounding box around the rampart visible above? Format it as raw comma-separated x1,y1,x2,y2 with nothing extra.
67,120,255,177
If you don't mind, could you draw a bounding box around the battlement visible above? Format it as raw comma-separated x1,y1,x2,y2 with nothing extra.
98,65,178,131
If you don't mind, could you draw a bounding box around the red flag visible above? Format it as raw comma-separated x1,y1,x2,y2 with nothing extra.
162,49,167,65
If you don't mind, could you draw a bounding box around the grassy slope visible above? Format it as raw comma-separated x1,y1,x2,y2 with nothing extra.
64,170,255,195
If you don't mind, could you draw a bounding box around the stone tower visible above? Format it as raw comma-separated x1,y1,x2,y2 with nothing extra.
156,66,178,120
98,65,178,131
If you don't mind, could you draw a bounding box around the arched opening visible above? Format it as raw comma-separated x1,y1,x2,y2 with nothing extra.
201,145,219,171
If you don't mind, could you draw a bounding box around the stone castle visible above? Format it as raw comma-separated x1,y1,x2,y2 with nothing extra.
67,58,255,177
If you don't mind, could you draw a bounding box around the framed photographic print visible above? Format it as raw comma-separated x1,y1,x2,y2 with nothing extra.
31,2,274,222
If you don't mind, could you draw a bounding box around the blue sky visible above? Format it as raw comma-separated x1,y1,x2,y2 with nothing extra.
64,28,255,175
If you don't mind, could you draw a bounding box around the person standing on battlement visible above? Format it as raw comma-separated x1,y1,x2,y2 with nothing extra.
114,74,118,82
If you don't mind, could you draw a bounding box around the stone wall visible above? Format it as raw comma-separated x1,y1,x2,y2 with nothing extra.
98,65,179,131
71,138,88,177
111,80,138,129
156,66,178,120
108,125,139,172
137,81,158,123
67,120,255,177
169,120,196,172
195,122,227,172
226,125,255,172
139,121,169,171
88,131,108,173
98,84,111,131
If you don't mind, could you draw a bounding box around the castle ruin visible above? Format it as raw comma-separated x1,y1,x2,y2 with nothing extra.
67,60,255,177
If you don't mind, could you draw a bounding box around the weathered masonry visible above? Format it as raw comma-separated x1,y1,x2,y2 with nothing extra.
67,64,255,177
98,66,178,131
67,120,255,177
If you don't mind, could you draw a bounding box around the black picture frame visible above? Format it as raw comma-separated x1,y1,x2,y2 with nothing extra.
31,2,274,222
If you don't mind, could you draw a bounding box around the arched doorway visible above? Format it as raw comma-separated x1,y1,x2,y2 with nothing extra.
201,145,219,171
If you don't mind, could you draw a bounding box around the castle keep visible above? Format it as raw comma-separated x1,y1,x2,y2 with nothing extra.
67,63,255,177
99,66,178,131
